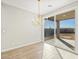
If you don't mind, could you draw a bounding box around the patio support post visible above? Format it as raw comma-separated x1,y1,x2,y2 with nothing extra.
54,15,57,39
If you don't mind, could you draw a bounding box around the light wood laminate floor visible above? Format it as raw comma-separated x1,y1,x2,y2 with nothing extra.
1,42,44,59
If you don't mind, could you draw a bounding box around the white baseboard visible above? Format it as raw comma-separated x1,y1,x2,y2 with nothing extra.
1,40,41,53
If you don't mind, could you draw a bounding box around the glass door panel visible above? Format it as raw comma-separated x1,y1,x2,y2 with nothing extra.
44,17,54,41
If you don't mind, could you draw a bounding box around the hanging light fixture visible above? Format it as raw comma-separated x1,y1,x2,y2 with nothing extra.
32,0,42,26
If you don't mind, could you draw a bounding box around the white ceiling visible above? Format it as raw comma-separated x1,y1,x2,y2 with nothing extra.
2,0,77,15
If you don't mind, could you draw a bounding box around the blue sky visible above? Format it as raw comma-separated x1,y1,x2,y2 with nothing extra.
44,19,75,28
44,20,54,28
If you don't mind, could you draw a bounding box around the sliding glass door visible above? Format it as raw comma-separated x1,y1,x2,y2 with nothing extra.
44,17,54,41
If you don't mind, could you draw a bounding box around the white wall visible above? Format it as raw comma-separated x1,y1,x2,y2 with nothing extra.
1,3,41,52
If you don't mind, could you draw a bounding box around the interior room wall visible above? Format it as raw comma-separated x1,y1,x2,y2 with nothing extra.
1,3,41,52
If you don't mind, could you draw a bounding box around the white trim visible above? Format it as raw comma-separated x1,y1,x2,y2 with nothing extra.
75,6,78,53
1,40,41,53
41,17,45,42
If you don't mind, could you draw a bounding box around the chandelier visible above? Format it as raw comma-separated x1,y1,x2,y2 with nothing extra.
32,0,42,27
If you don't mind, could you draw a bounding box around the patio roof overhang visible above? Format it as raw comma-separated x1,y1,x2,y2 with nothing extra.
47,10,75,21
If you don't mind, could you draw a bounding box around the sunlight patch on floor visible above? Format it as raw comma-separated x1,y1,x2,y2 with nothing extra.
45,39,75,52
